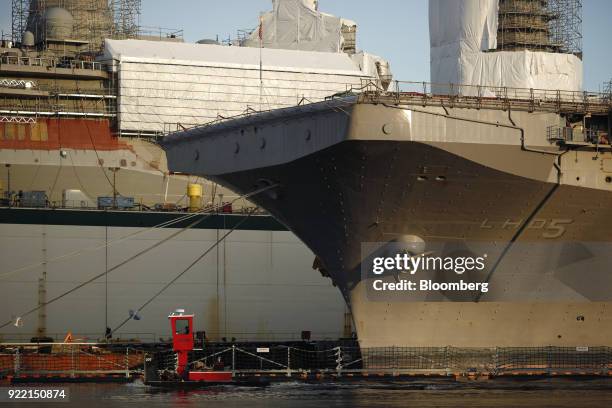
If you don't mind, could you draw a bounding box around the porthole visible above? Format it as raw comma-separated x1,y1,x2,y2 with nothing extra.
606,176,612,183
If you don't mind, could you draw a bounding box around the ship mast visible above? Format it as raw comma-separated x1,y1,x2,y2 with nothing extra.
259,13,264,112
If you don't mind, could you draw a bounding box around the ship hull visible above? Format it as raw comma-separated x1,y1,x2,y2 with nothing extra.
162,101,612,348
207,140,612,347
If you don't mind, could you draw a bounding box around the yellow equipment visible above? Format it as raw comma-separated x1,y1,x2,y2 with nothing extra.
187,183,203,212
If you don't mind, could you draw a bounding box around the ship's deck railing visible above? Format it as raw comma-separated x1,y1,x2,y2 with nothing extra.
137,26,185,41
0,81,117,98
0,55,105,71
0,200,267,216
0,93,117,118
157,79,612,140
358,79,612,115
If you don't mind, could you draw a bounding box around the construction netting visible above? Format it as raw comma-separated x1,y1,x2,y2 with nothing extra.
102,39,379,136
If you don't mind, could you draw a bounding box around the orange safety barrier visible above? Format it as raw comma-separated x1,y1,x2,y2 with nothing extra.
0,350,143,375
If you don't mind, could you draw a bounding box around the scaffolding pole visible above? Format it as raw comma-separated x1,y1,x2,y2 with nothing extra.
11,0,30,44
548,0,583,55
111,0,141,39
497,0,582,56
604,80,612,101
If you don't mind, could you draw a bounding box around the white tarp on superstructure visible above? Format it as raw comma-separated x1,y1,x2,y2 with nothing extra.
102,39,375,134
429,0,499,53
242,0,346,53
429,0,583,92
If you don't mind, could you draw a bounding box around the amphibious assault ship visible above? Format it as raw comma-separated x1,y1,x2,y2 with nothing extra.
1,0,392,341
163,0,612,349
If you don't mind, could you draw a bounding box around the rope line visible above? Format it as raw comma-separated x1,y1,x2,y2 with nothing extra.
0,215,205,331
111,208,257,335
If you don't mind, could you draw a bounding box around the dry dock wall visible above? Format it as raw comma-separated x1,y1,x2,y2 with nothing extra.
0,219,345,342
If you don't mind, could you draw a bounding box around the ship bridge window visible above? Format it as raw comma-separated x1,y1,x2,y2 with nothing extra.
175,319,190,335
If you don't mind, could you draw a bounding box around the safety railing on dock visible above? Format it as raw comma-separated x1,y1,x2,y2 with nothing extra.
0,343,144,379
150,345,612,378
5,344,612,381
0,332,159,343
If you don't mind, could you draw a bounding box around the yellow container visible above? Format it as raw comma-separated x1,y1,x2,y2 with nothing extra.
187,183,203,212
188,183,202,198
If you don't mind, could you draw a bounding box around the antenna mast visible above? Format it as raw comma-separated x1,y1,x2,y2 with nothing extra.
259,13,264,112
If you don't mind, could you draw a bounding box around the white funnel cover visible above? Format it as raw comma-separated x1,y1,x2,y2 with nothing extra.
249,0,342,52
429,0,583,92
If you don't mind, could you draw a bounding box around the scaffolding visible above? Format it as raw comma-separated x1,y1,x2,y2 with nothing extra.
497,0,582,56
548,0,582,55
12,1,142,52
605,80,612,102
75,0,115,53
22,0,115,53
11,0,30,44
111,0,141,40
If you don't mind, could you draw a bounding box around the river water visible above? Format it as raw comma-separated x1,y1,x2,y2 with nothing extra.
4,380,612,407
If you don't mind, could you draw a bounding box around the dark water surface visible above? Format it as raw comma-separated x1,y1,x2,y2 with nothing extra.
4,380,612,407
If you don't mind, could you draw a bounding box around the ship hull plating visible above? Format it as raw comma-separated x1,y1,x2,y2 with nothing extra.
206,140,612,348
162,101,612,348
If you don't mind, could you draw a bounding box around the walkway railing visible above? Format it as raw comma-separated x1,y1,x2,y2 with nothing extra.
0,55,105,71
4,344,612,380
358,79,612,115
154,345,612,377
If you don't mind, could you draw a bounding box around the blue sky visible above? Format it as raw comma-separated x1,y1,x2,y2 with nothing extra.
1,0,610,90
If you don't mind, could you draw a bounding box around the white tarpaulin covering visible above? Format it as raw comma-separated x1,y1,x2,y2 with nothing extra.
242,0,345,53
429,0,583,93
102,39,378,134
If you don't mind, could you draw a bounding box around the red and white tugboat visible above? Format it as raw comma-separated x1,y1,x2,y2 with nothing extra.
144,309,268,388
